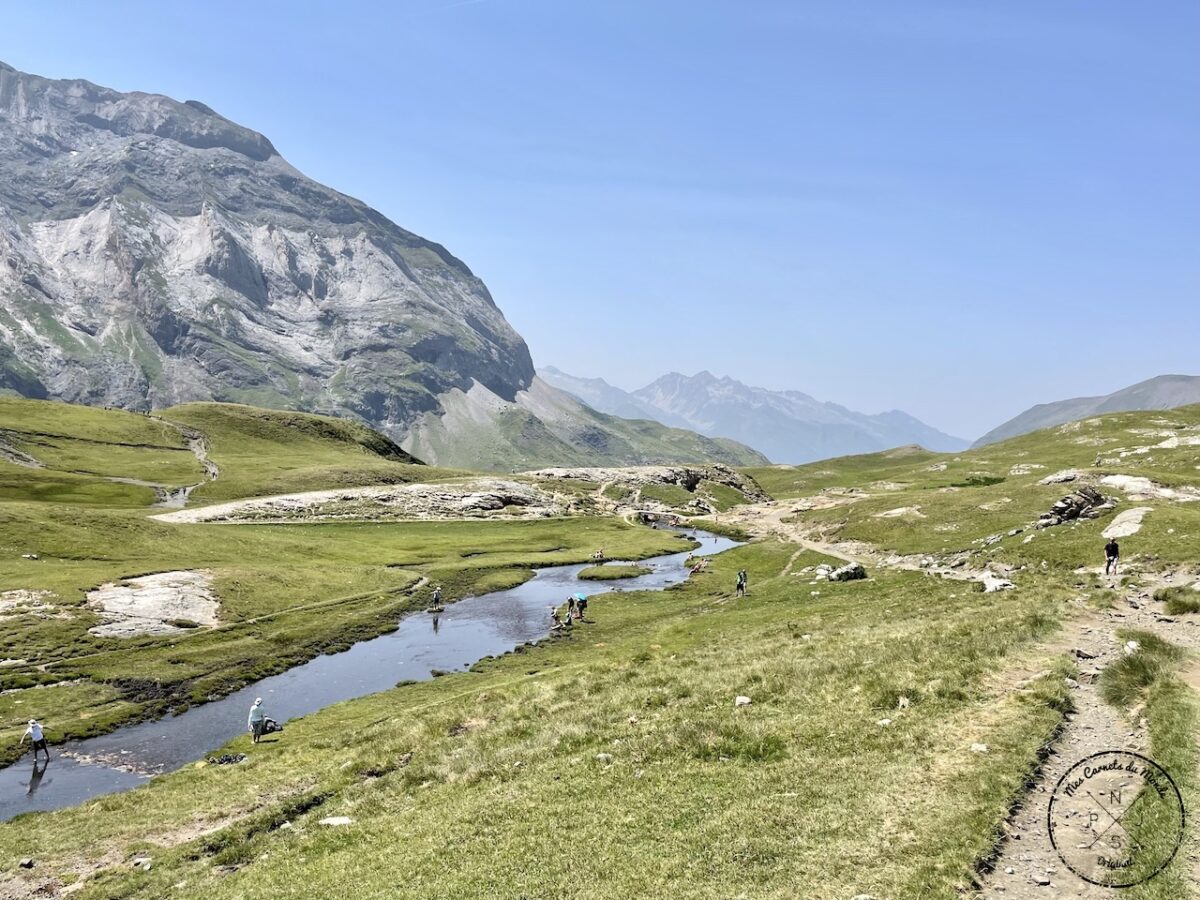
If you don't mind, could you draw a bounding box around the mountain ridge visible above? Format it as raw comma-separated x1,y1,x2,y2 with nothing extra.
974,374,1200,447
0,61,761,471
539,367,967,463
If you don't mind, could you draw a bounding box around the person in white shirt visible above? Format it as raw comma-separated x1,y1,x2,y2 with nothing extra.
20,719,50,760
248,698,266,743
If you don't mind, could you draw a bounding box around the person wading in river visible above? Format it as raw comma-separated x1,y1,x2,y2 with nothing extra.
19,719,50,761
248,698,267,744
1105,538,1120,576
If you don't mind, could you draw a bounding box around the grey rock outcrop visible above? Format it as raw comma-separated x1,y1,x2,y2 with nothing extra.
830,562,867,582
1037,486,1114,528
0,62,532,430
0,62,767,471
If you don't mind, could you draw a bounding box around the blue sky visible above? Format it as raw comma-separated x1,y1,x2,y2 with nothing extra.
4,1,1197,438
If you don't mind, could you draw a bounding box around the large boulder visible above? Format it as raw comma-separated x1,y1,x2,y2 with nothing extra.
831,562,867,582
1037,486,1114,528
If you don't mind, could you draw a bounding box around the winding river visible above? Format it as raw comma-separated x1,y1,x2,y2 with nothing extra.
0,528,737,821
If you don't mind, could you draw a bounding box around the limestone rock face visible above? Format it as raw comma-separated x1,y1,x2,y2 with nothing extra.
0,62,772,470
0,61,531,435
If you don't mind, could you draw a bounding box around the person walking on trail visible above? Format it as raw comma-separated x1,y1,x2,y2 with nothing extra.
1105,538,1120,576
20,719,50,761
432,586,442,606
248,698,267,744
735,569,748,597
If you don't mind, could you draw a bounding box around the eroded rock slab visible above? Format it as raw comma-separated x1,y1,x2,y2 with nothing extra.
88,570,219,637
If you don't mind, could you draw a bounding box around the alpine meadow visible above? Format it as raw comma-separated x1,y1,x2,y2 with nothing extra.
1,4,1198,899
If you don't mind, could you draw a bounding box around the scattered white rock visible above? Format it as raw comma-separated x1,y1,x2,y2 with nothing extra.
1101,475,1200,502
1124,640,1140,655
318,816,354,826
876,718,892,727
1154,435,1200,449
0,589,58,619
595,753,613,763
734,696,752,707
970,743,989,754
1009,463,1045,476
897,696,910,710
978,572,1015,593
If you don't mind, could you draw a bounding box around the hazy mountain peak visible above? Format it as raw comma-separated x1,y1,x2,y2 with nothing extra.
541,367,967,463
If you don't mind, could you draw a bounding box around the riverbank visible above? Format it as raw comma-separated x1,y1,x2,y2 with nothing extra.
0,529,729,821
0,536,1077,899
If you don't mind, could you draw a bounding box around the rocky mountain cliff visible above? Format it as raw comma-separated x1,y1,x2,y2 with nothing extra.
540,367,967,463
0,61,763,470
974,374,1200,447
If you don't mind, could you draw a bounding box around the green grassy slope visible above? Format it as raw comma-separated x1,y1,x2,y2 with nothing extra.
159,403,443,502
743,405,1200,563
403,384,769,472
1,542,1073,900
2,401,1200,897
0,397,203,507
0,398,684,764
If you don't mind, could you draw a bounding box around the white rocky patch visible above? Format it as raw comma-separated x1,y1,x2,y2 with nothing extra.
978,498,1012,511
153,479,566,524
1153,435,1200,450
1039,469,1081,485
1100,475,1200,503
978,573,1015,593
872,506,925,519
1008,463,1045,476
1102,507,1153,539
87,570,220,637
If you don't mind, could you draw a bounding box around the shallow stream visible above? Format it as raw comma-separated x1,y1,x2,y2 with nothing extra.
0,529,736,821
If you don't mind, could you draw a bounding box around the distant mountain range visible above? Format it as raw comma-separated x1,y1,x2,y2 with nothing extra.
0,61,764,471
974,374,1200,447
540,367,968,463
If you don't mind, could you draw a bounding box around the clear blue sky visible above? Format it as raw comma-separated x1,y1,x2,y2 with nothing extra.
4,1,1198,439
